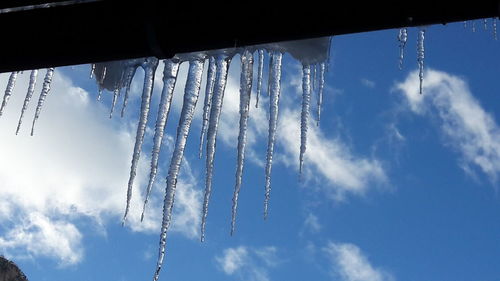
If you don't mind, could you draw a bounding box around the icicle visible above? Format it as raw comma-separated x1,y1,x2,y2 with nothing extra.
263,51,283,220
316,63,325,126
153,59,204,281
493,18,498,40
100,66,107,84
97,87,103,101
484,18,488,30
417,28,425,95
231,50,253,236
311,64,317,92
141,59,180,222
31,68,55,136
120,66,138,117
0,71,20,117
109,87,119,118
201,56,230,242
472,20,476,32
299,64,311,176
255,49,264,108
122,57,159,225
398,28,408,70
198,56,217,159
463,21,467,29
16,70,38,135
267,50,274,97
90,63,95,79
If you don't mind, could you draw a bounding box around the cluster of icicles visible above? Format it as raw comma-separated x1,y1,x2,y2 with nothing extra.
4,19,497,279
0,68,54,136
102,49,329,281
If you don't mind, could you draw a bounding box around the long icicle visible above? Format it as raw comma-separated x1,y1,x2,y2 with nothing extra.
299,64,311,176
231,50,254,236
198,56,217,159
31,68,55,136
417,27,426,95
316,62,325,126
255,49,264,108
398,28,408,70
153,59,204,281
122,57,159,225
121,65,138,117
141,59,180,222
263,51,283,220
201,56,230,242
0,71,20,117
16,70,38,135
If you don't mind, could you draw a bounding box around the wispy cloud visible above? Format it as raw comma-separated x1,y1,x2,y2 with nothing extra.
324,242,394,281
361,78,376,89
396,69,500,181
216,245,280,281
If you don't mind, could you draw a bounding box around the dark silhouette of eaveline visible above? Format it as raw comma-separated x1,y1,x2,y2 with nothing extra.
0,256,28,281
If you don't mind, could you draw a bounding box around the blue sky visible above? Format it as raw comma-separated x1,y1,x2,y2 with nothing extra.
1,20,500,281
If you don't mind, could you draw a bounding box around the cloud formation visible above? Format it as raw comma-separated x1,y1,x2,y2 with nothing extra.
396,69,500,181
324,242,393,281
216,245,279,281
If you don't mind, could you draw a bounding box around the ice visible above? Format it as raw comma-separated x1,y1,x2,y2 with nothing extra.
255,49,264,108
198,56,217,159
16,70,38,135
201,56,230,242
30,68,54,136
263,51,283,219
122,57,159,224
0,72,20,117
300,64,311,175
417,27,425,95
109,87,119,118
317,62,325,126
493,18,498,40
154,59,205,281
121,66,139,117
141,59,180,222
231,50,253,235
398,28,408,69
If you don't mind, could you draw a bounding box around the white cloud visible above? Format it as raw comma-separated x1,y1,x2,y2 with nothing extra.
216,245,279,281
0,68,201,264
303,213,322,233
216,246,249,275
324,242,393,281
0,212,83,266
396,69,500,181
